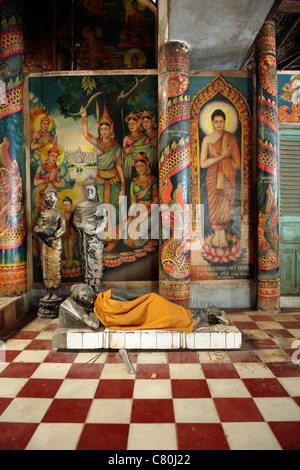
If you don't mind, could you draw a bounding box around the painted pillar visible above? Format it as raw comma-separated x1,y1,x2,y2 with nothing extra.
0,0,27,296
255,20,280,311
158,41,191,307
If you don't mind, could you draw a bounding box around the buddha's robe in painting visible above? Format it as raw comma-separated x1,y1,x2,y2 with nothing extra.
206,131,240,230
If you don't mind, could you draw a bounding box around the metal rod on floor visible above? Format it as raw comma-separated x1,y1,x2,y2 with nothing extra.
119,348,135,375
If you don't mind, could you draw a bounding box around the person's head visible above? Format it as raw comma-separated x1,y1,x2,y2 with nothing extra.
85,178,98,201
47,150,59,165
211,109,226,132
44,184,58,207
71,283,96,308
98,104,114,139
141,110,156,131
47,140,61,164
99,122,111,139
133,152,149,176
126,112,140,133
63,196,72,212
40,113,51,131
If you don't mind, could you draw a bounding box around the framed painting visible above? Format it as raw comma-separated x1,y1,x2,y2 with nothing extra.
73,0,156,70
278,71,300,123
26,71,158,287
189,72,255,281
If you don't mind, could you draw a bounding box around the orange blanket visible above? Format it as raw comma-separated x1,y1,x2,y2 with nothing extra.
94,289,194,332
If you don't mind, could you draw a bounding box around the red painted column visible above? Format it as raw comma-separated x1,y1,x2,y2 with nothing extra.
256,20,280,311
158,41,191,307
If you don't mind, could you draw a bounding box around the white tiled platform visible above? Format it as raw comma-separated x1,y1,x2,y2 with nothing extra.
53,324,242,350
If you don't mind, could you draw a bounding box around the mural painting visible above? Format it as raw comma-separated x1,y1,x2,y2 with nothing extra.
190,73,254,281
278,72,300,123
23,0,156,73
28,72,158,286
73,0,156,70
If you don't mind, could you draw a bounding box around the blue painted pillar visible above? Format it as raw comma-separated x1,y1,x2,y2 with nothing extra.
0,0,27,295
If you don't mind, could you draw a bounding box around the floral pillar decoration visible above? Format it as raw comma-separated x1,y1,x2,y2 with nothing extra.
0,0,27,295
256,20,280,311
158,41,191,307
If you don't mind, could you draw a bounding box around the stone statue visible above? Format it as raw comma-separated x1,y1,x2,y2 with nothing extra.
58,283,99,330
58,283,143,331
73,178,106,292
34,184,66,301
57,282,232,331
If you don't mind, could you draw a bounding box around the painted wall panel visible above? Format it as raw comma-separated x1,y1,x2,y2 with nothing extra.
189,72,254,282
27,72,159,286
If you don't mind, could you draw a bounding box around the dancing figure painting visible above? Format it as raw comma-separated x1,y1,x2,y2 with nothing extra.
28,72,158,287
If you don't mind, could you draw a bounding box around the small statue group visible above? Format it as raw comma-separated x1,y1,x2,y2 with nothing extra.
34,181,232,331
34,178,105,317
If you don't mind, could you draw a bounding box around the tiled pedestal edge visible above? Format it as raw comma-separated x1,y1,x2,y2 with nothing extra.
53,325,242,350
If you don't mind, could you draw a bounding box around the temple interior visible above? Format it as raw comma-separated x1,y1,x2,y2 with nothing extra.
0,0,300,452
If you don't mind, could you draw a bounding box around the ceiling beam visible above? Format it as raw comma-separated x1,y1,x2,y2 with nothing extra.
240,1,282,69
277,43,300,65
277,0,300,13
281,53,300,69
267,0,285,19
276,14,300,49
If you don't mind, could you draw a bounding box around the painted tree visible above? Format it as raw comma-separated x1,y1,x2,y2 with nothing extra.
55,74,158,142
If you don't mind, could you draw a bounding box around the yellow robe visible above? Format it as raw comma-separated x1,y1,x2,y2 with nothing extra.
94,289,194,332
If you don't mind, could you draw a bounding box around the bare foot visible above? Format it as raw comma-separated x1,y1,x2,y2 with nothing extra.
212,233,219,247
219,230,228,247
41,293,51,301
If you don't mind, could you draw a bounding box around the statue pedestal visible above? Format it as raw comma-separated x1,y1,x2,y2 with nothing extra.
53,324,242,350
38,298,62,319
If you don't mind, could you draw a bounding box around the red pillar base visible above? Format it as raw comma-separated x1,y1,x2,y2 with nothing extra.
257,277,280,312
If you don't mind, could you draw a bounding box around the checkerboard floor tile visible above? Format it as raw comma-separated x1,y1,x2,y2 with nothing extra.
0,308,300,450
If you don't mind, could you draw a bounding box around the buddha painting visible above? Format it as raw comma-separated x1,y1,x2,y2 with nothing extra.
199,104,242,264
77,27,108,69
119,0,151,45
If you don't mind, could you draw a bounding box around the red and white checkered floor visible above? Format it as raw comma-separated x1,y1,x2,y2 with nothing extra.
0,308,300,450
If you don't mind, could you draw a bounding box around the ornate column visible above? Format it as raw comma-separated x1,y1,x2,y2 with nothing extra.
0,0,27,296
158,41,191,307
255,21,280,311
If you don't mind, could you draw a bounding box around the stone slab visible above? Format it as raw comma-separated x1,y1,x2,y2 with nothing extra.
53,324,242,350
